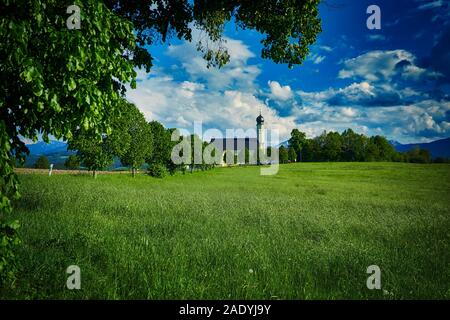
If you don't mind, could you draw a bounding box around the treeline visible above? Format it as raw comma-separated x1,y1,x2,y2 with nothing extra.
63,99,213,178
279,129,438,164
35,116,444,173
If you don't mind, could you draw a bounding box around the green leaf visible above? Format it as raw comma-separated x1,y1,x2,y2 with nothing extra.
50,95,61,112
32,81,44,96
22,66,37,83
67,78,77,91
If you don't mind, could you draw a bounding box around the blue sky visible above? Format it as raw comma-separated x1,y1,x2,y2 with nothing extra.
126,0,450,143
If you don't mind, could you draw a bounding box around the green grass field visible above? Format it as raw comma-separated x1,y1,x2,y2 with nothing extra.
2,163,450,299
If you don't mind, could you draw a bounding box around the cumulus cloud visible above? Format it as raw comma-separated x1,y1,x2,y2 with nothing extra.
339,49,443,84
297,81,417,108
126,34,296,142
296,48,450,140
166,34,260,91
267,80,293,101
338,50,415,81
126,32,450,145
128,74,297,141
333,48,448,117
295,81,450,142
341,107,357,118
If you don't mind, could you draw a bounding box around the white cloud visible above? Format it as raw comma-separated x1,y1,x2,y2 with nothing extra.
126,35,450,145
417,0,443,10
311,53,326,64
295,81,450,143
319,45,333,52
166,34,260,91
341,107,357,117
338,49,444,85
128,75,297,141
268,80,293,101
127,35,296,142
338,50,415,81
401,64,443,80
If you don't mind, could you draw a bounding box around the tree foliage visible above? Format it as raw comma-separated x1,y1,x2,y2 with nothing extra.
68,132,115,177
68,100,134,177
119,103,153,177
64,155,80,170
104,0,322,69
34,155,50,169
288,147,297,163
279,145,289,164
406,147,432,164
283,129,417,163
1,0,138,284
289,129,307,162
148,121,171,165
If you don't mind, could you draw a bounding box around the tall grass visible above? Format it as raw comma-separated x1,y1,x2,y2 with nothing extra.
2,163,450,299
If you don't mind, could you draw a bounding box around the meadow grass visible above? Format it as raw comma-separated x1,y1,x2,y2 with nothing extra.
2,162,450,299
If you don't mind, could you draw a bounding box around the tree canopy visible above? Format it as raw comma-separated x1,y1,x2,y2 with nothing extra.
289,129,307,162
284,129,408,163
64,155,80,170
119,103,153,177
104,0,322,69
34,155,50,169
148,121,171,166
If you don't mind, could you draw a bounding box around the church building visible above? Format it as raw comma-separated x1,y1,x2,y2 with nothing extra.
210,113,266,166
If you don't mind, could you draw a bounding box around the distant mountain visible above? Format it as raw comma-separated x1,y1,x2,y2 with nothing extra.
23,140,74,169
388,140,403,148
26,140,69,155
23,140,124,169
390,138,450,159
277,140,289,148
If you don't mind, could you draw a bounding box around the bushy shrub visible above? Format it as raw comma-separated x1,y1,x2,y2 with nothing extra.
147,163,167,178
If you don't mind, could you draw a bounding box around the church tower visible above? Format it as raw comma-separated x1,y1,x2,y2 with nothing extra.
256,112,265,165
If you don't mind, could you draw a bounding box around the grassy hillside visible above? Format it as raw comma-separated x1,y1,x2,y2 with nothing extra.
2,163,450,299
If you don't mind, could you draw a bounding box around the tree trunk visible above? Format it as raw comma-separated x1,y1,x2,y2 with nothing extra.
93,170,97,178
132,168,135,178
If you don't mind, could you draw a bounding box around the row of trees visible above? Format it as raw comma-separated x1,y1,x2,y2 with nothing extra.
279,129,435,164
66,99,176,177
35,127,440,173
65,99,220,177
